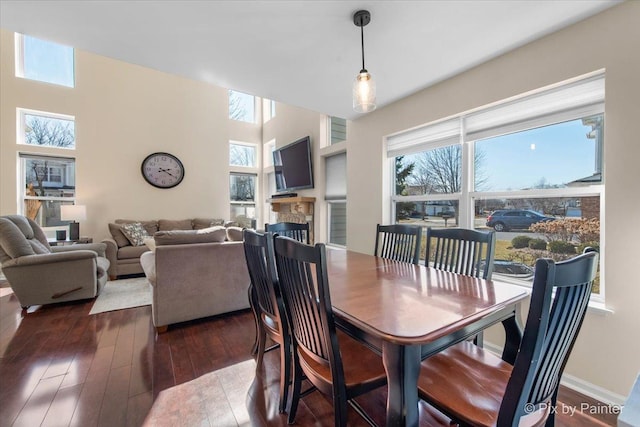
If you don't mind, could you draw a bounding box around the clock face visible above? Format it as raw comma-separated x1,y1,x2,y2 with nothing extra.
141,152,185,188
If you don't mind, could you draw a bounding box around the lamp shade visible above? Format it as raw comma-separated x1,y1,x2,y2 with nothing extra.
353,71,376,113
61,204,86,221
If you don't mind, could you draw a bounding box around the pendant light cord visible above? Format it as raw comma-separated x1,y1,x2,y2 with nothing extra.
360,24,366,72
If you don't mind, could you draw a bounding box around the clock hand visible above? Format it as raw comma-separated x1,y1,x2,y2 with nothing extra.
158,168,176,178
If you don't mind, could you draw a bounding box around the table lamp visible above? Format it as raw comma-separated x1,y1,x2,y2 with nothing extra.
61,205,86,241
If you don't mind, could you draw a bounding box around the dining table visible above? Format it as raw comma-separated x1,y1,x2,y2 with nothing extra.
325,249,529,427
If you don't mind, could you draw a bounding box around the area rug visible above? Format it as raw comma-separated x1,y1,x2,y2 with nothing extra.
89,277,152,315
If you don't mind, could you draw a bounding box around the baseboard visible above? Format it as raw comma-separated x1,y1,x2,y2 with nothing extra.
483,342,626,406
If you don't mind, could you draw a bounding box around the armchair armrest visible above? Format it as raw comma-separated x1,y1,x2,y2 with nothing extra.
3,250,97,268
51,242,107,257
101,238,118,278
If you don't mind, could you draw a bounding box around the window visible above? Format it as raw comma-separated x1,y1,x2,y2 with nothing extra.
325,152,347,246
16,33,74,87
19,109,76,149
329,116,347,144
229,90,255,123
20,154,76,227
229,141,259,225
389,73,604,297
263,98,276,122
230,142,256,167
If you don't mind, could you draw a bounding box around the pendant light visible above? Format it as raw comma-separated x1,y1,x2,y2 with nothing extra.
353,10,376,113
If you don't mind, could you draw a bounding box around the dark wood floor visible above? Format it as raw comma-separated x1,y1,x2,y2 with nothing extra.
0,288,616,427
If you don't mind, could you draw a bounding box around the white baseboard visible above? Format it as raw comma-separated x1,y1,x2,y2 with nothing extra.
483,342,626,406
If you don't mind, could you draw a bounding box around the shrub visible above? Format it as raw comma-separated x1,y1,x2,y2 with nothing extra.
530,218,600,243
528,239,547,250
511,236,532,249
548,241,576,254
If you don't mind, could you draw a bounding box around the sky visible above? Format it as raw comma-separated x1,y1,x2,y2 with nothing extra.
476,118,598,191
23,35,74,87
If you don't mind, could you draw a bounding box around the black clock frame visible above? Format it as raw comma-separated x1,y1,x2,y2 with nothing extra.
141,152,185,189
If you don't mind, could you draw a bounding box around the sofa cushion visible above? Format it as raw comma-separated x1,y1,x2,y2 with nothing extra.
120,222,150,246
108,223,131,248
117,245,151,260
158,219,193,231
193,218,226,230
226,226,244,242
154,226,226,246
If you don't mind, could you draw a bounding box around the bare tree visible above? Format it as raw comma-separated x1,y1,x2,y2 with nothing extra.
229,90,250,121
25,115,74,147
230,175,255,201
409,146,487,194
230,144,254,167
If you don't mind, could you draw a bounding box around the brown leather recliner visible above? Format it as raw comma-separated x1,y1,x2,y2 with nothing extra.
0,215,110,309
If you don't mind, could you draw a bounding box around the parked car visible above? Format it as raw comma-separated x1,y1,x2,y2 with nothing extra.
485,209,555,232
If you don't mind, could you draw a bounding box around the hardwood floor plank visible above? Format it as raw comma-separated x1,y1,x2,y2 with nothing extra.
0,293,616,427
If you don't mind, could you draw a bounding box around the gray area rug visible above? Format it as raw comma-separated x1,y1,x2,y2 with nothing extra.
89,277,152,315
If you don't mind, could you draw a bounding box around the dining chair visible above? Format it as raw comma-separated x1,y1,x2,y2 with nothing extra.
425,227,496,280
265,222,310,244
242,229,291,413
417,248,599,427
374,223,422,265
273,235,387,426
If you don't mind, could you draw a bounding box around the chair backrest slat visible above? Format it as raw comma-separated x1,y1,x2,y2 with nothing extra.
425,228,496,280
498,249,599,426
374,224,422,265
242,230,281,322
265,222,310,244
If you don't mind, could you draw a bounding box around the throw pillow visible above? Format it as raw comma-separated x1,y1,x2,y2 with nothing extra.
226,226,244,242
120,222,150,246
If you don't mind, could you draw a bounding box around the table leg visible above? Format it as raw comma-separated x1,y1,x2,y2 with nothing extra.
382,342,421,427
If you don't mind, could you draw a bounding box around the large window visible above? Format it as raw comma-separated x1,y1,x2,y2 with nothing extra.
15,33,74,87
20,154,76,227
19,109,75,149
229,90,255,123
389,73,604,297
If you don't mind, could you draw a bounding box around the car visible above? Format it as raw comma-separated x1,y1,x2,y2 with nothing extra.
485,209,555,232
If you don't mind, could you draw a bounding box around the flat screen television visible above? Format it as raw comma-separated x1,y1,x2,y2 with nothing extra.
273,136,314,194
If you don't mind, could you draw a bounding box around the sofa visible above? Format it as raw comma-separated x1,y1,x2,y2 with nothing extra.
139,226,251,332
0,215,110,308
103,218,237,279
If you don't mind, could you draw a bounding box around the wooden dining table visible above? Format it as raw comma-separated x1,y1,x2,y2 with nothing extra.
325,249,529,427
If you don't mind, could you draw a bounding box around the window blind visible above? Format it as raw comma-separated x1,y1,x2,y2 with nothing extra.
325,152,346,200
386,118,460,158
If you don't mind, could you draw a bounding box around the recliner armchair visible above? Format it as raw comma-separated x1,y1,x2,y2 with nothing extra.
0,215,110,309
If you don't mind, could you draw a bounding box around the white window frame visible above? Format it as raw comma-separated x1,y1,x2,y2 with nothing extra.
228,90,256,124
229,141,260,224
14,33,75,88
18,108,76,149
388,72,606,303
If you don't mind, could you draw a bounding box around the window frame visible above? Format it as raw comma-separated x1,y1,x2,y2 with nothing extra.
229,141,260,224
15,33,75,88
18,108,76,149
228,90,256,123
388,73,605,302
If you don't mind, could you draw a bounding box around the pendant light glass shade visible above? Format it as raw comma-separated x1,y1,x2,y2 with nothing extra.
353,70,376,113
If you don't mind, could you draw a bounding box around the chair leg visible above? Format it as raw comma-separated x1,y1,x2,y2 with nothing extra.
278,336,291,413
287,361,303,424
334,394,349,427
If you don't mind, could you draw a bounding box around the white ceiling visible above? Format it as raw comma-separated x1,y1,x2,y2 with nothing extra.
0,1,619,120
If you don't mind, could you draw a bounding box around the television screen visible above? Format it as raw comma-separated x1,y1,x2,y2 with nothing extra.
273,136,314,193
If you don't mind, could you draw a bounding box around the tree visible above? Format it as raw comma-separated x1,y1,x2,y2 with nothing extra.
395,156,415,219
230,144,254,167
229,90,252,121
25,115,74,147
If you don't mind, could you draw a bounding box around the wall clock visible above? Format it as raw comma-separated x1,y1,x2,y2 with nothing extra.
141,152,185,189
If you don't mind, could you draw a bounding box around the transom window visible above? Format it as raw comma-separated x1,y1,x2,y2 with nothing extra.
19,109,75,149
229,90,255,123
15,33,74,87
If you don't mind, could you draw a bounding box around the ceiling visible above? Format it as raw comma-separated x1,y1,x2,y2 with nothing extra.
0,1,619,120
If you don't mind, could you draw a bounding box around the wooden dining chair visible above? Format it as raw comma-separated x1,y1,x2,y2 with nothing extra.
242,229,291,413
425,227,496,280
265,222,310,244
417,248,599,427
374,223,422,265
273,235,387,426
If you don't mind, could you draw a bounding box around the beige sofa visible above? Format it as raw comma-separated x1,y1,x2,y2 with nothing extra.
139,227,251,332
103,218,229,279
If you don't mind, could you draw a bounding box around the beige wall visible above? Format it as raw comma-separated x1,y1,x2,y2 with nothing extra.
0,29,322,242
347,1,640,398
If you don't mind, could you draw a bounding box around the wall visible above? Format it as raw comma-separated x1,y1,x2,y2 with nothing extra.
0,29,262,240
347,1,640,399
